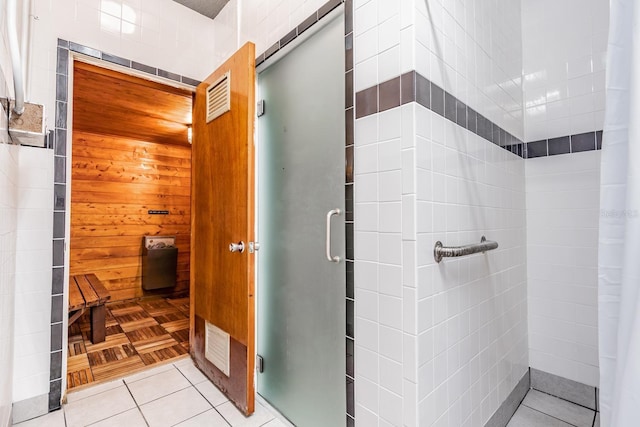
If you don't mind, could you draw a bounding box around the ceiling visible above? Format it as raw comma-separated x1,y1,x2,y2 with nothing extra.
73,62,193,146
172,0,230,19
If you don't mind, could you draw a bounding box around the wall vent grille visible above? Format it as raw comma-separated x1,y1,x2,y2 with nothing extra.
206,71,231,123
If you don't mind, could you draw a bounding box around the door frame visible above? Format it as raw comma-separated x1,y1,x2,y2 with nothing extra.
52,44,197,404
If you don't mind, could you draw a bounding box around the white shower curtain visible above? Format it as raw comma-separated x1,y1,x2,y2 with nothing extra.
599,0,640,426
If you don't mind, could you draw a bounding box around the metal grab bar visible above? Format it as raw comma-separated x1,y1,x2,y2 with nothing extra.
433,236,498,263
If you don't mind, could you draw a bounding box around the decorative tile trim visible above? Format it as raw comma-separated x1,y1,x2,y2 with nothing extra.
355,72,605,160
254,1,355,424
50,40,68,411
530,368,599,411
63,39,201,87
50,39,201,412
356,71,526,157
344,0,355,425
485,370,530,427
526,130,603,158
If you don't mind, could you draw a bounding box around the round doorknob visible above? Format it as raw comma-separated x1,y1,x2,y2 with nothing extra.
229,241,245,253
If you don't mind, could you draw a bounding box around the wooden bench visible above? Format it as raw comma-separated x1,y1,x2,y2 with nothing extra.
68,274,111,344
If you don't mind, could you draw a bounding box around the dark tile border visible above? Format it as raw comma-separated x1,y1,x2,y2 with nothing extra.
356,72,605,160
255,1,354,422
50,40,68,411
526,131,602,159
51,39,201,412
344,0,355,423
65,39,201,87
355,71,526,157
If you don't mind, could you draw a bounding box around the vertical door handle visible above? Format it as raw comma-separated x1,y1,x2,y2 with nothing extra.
326,209,341,262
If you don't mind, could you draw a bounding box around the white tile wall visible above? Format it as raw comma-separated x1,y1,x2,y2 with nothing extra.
355,105,529,427
522,0,609,141
353,1,528,426
525,151,601,387
0,141,18,427
27,0,219,132
353,0,524,134
414,106,528,427
353,0,410,92
413,0,523,139
354,103,416,427
211,0,330,69
0,1,18,423
239,0,329,57
12,146,54,403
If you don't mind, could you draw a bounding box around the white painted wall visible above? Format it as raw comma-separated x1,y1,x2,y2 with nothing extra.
525,151,601,387
353,1,528,426
522,0,609,141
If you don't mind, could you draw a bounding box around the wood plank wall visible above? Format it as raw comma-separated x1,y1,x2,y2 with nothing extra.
70,61,193,302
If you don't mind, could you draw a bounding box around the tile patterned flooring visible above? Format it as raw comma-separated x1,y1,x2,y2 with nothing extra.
509,389,600,427
15,358,288,427
67,297,190,389
14,371,602,427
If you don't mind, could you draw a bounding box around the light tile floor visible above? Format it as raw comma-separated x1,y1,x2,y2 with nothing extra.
508,389,600,427
17,372,602,427
15,357,289,427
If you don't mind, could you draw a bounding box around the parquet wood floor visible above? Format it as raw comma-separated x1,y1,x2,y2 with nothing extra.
66,296,190,390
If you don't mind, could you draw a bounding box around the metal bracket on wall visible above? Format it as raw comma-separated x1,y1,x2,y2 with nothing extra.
257,355,264,373
257,100,265,117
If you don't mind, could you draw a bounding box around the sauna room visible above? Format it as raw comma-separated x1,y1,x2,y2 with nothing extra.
66,60,193,388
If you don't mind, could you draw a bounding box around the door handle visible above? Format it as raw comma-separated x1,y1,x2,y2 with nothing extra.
325,209,341,263
229,241,245,253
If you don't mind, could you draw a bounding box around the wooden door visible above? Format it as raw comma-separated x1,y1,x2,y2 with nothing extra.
190,42,256,415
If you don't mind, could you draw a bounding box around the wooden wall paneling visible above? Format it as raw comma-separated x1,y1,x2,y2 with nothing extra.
71,62,193,302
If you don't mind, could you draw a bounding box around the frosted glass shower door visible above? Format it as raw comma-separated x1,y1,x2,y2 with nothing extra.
257,12,346,427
